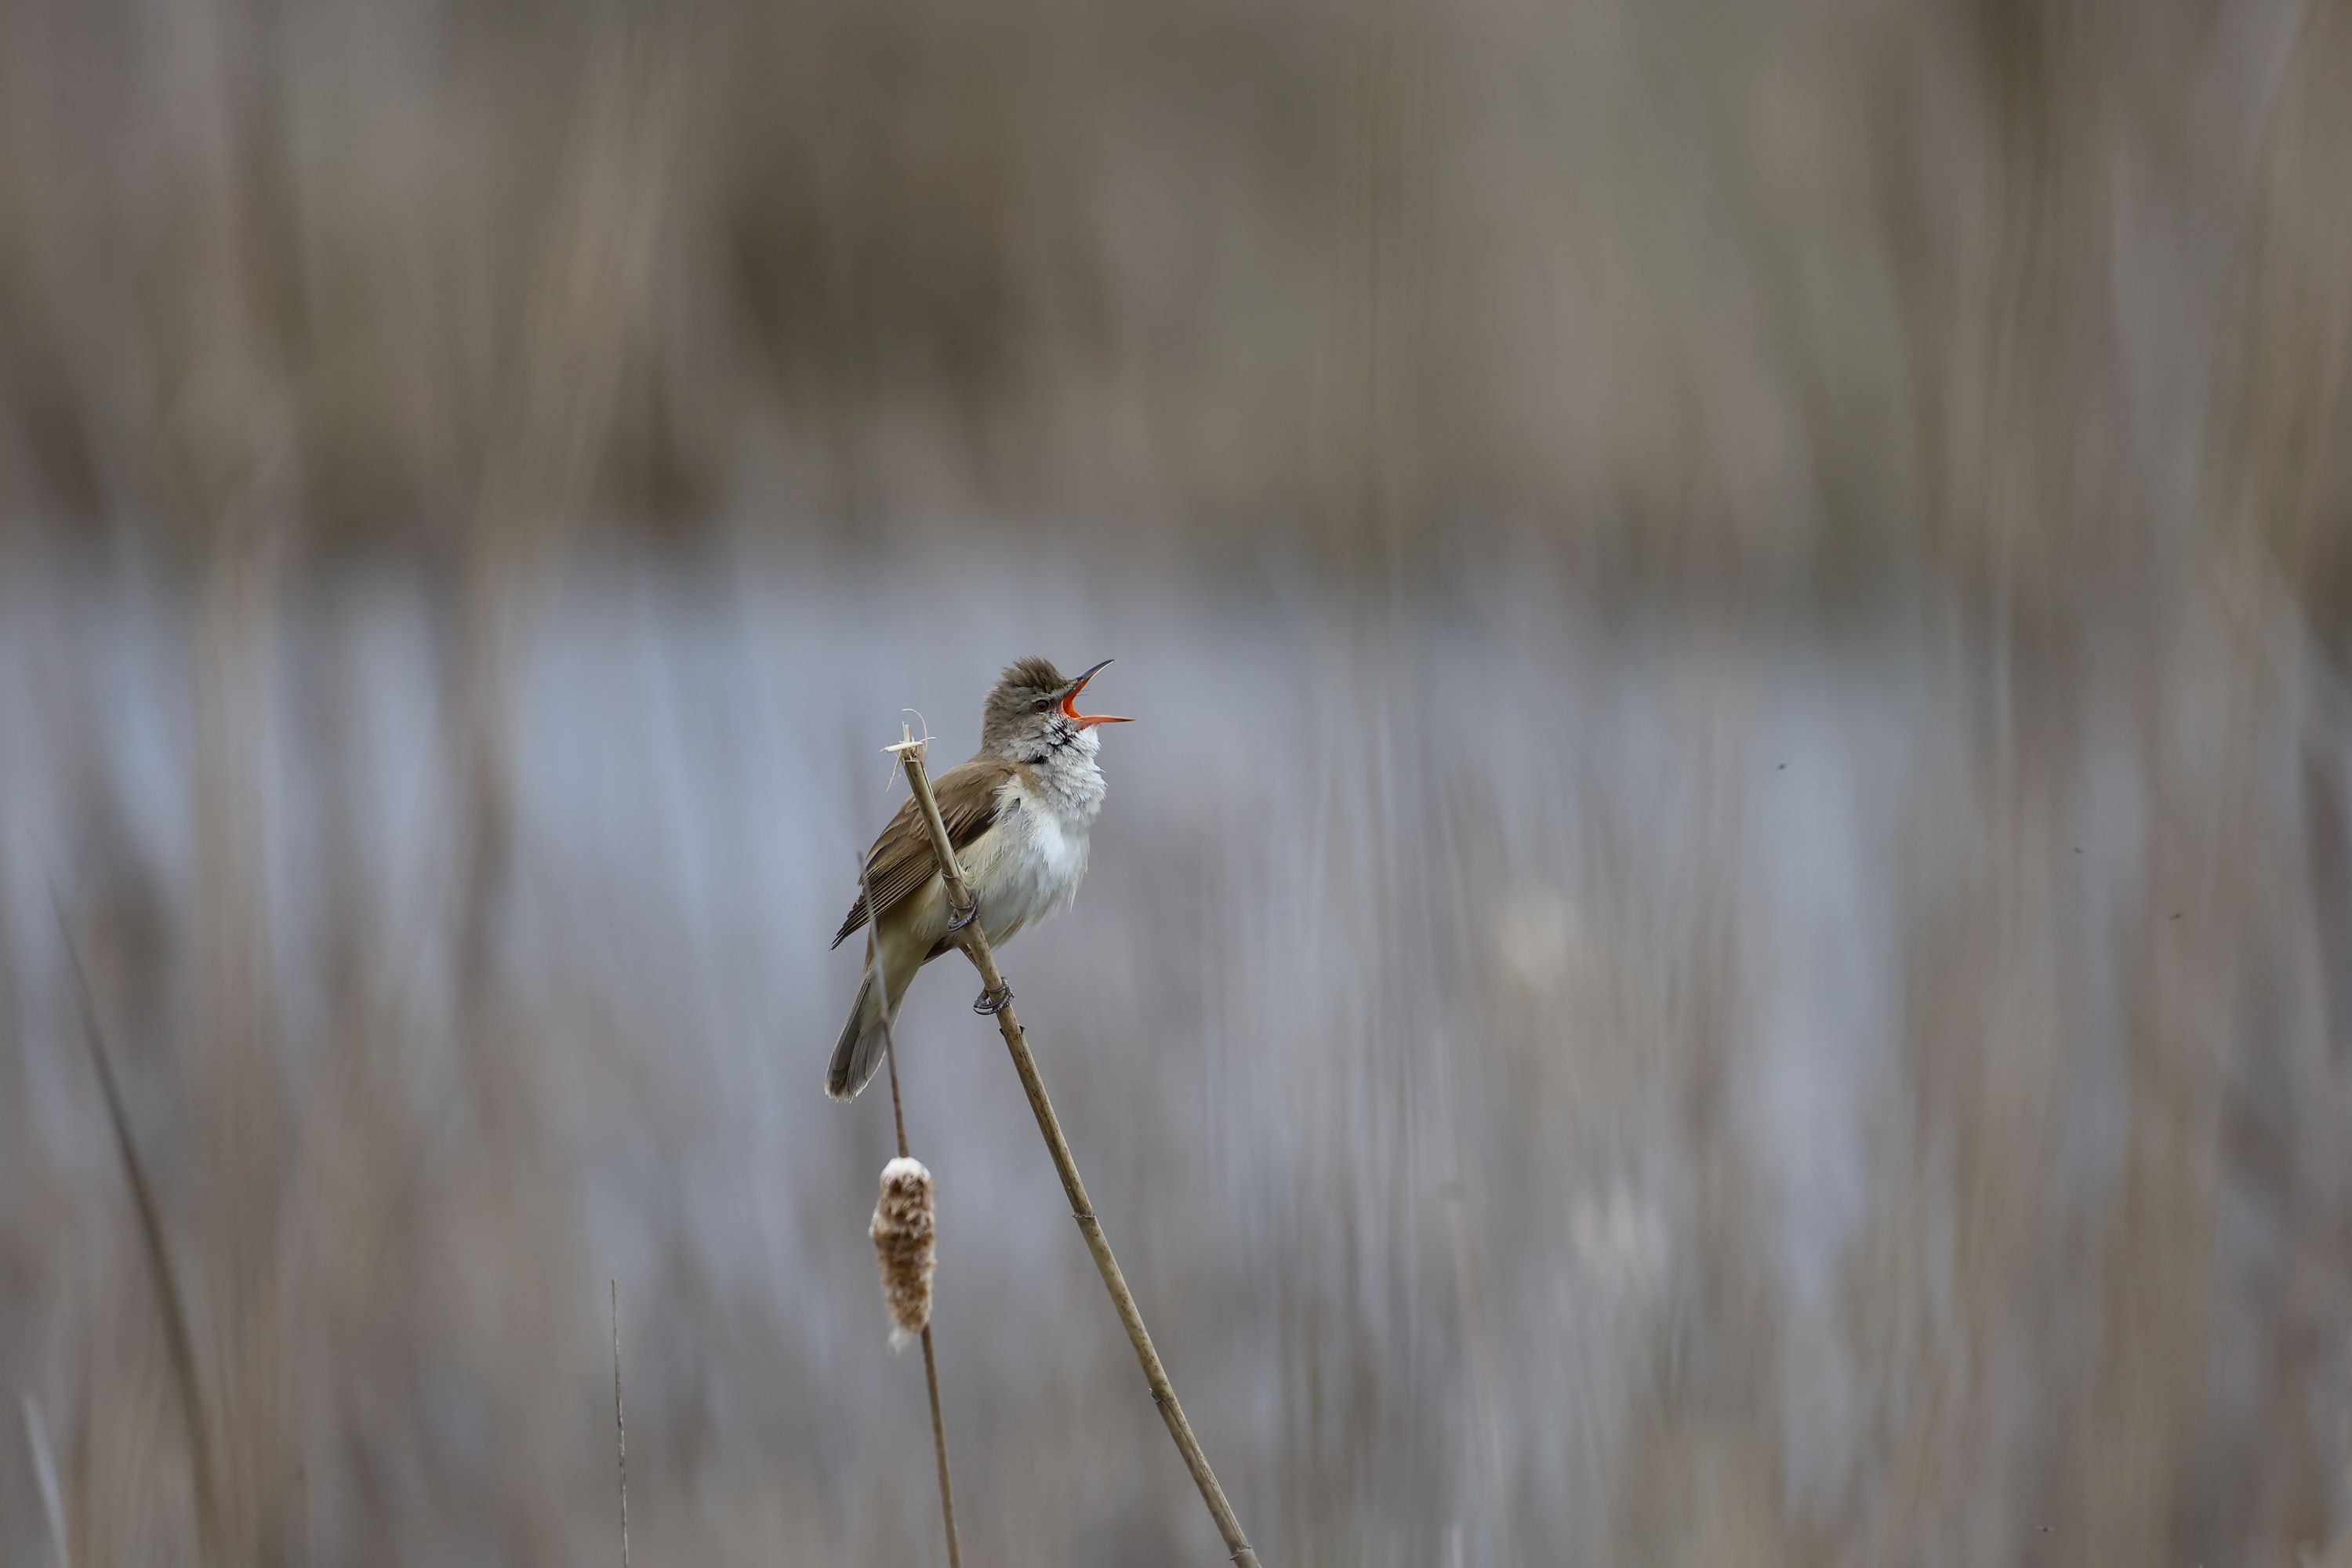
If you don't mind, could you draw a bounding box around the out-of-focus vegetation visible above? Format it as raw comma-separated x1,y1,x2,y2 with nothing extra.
2,0,2339,594
5,0,2352,1564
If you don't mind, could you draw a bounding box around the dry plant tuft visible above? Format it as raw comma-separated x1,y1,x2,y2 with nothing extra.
869,1157,938,1352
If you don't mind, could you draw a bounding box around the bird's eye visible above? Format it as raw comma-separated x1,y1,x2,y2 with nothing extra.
1032,698,1051,712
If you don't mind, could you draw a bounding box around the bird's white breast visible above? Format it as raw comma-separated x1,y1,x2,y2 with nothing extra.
970,760,1102,946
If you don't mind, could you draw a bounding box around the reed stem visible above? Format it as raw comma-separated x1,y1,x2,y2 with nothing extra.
53,891,223,1568
864,855,964,1568
895,742,1263,1567
611,1281,630,1568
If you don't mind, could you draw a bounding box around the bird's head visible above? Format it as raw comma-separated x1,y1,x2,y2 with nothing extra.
981,657,1132,761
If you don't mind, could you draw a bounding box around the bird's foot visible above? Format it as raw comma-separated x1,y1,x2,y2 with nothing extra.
972,984,1014,1016
946,893,978,935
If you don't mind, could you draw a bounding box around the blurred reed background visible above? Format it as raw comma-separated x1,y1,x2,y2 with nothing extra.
5,0,2352,1563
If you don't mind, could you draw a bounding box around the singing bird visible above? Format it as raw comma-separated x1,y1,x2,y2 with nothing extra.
826,657,1132,1100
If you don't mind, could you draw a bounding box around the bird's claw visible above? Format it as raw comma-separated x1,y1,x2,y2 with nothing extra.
946,894,978,935
972,984,1013,1015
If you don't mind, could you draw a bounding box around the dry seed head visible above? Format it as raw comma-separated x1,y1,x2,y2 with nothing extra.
869,1156,937,1351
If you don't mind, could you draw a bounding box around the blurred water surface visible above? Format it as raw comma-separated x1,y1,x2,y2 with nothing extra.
6,550,2349,1564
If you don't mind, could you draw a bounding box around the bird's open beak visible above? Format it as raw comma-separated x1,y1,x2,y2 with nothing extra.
1058,659,1133,728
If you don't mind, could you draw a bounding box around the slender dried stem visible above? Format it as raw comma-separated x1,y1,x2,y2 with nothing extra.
52,890,223,1568
910,1302,960,1567
611,1280,630,1568
22,1395,71,1568
862,855,964,1568
896,744,1263,1567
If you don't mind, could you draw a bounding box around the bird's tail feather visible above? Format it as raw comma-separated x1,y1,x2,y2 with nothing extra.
825,964,891,1101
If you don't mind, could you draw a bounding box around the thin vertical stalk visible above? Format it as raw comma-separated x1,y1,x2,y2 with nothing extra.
22,1395,71,1568
862,856,964,1568
52,891,222,1568
611,1281,630,1568
895,743,1263,1567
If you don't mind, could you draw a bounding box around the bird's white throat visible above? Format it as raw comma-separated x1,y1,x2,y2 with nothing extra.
960,737,1105,949
1025,732,1109,826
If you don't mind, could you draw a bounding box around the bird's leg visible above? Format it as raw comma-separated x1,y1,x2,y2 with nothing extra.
945,891,978,935
972,983,1014,1015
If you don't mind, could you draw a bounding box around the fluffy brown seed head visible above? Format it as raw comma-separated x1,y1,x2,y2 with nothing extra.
869,1156,938,1351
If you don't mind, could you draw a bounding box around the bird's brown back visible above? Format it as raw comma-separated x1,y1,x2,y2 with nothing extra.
832,754,1014,947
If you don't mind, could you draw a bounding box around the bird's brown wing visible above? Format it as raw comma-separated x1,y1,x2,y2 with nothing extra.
832,756,1011,948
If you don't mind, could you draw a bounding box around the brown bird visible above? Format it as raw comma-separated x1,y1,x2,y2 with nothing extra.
826,658,1133,1100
